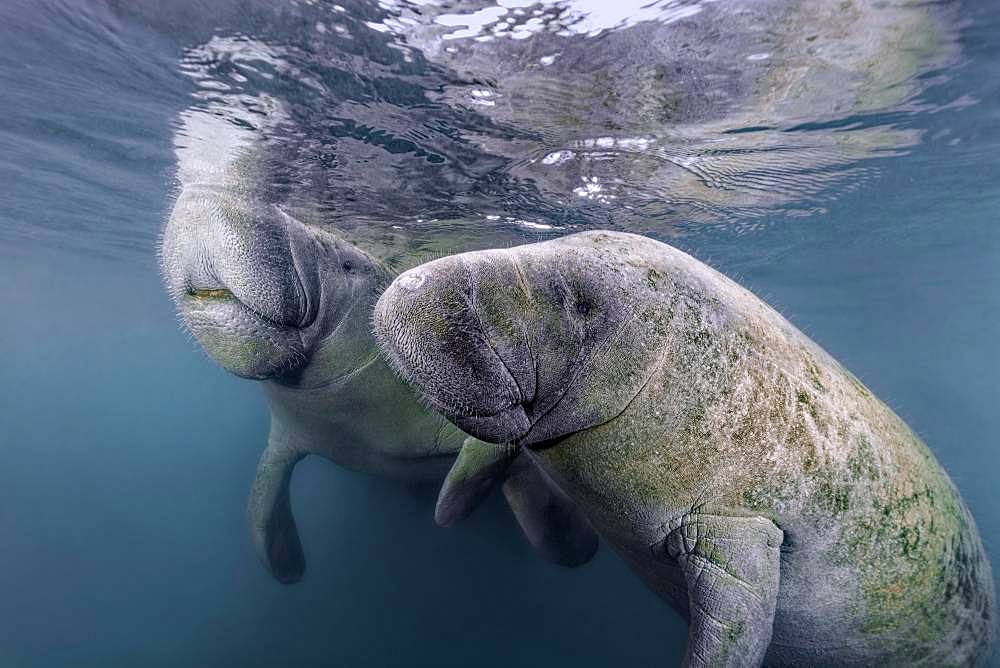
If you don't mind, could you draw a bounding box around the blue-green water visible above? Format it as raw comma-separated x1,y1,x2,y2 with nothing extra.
1,0,998,665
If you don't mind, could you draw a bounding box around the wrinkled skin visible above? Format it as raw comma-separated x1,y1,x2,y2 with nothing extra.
160,189,597,583
374,231,996,666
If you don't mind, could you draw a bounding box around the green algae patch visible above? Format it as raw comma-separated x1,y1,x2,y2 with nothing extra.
796,389,823,423
230,337,268,370
725,620,746,648
835,447,972,648
804,357,827,392
847,434,880,481
646,267,664,290
816,479,851,515
690,539,741,582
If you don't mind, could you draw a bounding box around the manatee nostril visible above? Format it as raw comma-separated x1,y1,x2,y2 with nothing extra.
397,271,426,292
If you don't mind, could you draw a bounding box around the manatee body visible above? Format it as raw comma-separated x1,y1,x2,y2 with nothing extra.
374,231,996,666
159,111,596,583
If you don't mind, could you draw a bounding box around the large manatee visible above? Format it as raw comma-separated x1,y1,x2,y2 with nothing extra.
159,109,597,584
374,231,996,666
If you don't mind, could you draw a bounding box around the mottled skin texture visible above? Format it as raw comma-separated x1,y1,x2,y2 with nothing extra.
160,189,597,583
374,231,996,666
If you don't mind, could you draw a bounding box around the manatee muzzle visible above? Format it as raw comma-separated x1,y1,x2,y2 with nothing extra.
163,189,325,379
449,403,532,445
169,190,321,330
375,260,536,444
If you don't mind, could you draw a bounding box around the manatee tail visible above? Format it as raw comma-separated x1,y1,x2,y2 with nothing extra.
502,456,599,568
247,432,306,584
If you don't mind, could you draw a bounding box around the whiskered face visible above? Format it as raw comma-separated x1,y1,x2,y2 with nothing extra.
161,188,344,380
372,249,533,442
374,231,666,445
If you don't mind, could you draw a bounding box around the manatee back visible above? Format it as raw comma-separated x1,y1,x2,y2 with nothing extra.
536,232,995,664
641,236,996,663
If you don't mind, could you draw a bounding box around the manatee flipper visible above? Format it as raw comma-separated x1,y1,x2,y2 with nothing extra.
664,514,783,668
501,456,599,567
435,437,519,527
247,431,306,584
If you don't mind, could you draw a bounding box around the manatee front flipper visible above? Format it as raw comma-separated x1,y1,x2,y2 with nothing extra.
434,437,519,527
664,514,783,668
247,434,306,584
501,456,598,567
436,438,599,567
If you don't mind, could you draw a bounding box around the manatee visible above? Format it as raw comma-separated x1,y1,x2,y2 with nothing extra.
159,109,597,584
374,230,996,666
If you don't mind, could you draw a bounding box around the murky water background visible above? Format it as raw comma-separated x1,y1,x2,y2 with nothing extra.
1,0,997,665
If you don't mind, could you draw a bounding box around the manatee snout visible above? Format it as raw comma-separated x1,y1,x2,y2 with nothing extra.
161,188,323,379
375,231,692,448
373,256,533,444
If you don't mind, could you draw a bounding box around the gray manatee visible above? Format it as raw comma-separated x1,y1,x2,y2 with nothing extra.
374,230,996,666
159,177,598,584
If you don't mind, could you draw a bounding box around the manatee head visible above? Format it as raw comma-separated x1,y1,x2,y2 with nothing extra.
161,187,377,381
374,231,668,445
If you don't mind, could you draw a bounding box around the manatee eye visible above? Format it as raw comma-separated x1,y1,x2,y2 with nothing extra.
576,300,591,316
342,261,354,273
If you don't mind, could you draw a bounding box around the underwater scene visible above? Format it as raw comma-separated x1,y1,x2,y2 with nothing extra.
1,0,998,665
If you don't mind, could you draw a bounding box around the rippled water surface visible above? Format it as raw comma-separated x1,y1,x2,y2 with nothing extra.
1,0,998,665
